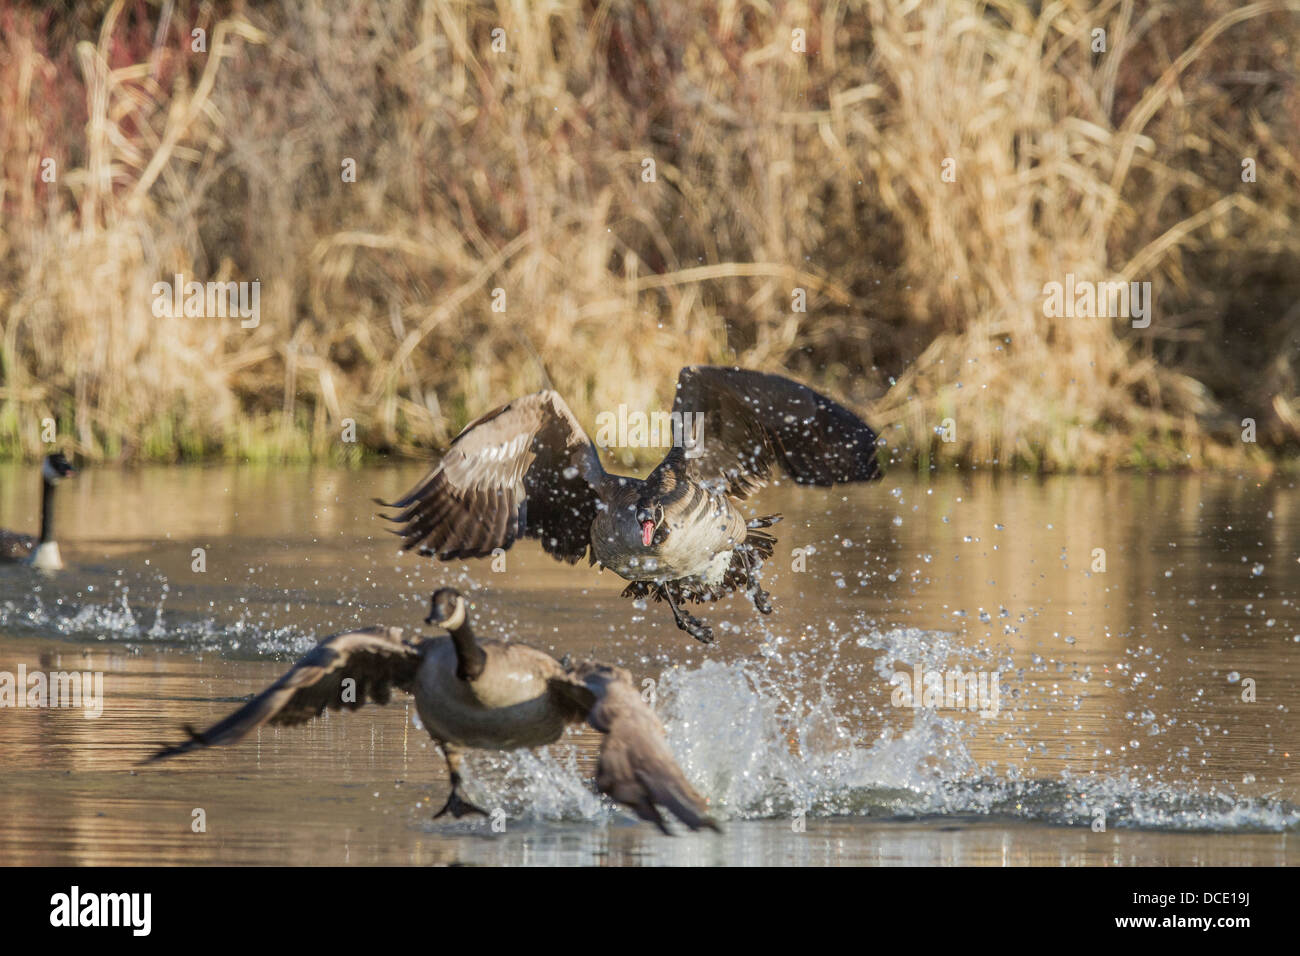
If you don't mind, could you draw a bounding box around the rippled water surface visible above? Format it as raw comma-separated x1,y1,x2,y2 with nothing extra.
0,464,1296,865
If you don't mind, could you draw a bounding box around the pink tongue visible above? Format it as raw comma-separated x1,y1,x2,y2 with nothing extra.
641,519,655,546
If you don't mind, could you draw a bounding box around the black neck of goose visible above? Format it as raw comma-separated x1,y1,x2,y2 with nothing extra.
39,478,57,544
661,444,695,479
450,620,486,681
662,444,687,469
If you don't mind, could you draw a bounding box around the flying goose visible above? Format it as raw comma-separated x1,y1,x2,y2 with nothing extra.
147,588,718,835
380,366,882,643
0,452,75,571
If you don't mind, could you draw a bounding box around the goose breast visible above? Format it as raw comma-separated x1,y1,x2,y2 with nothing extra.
591,491,747,582
415,640,571,750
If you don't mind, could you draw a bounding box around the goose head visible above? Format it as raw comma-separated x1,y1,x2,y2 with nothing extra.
425,587,468,630
634,501,667,547
42,452,75,485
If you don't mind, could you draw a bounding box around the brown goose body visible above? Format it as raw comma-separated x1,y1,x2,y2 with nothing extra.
380,366,881,643
590,459,748,583
0,531,39,563
415,638,572,750
147,590,718,835
0,453,76,571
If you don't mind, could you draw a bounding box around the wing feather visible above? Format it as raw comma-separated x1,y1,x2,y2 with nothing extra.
553,663,719,835
145,627,426,762
380,390,605,563
670,365,882,499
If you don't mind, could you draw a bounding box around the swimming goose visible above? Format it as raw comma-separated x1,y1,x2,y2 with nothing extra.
147,588,718,835
380,365,882,643
0,452,75,570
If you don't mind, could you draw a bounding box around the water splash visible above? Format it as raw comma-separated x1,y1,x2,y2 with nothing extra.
450,625,1299,832
4,578,1295,833
0,587,314,657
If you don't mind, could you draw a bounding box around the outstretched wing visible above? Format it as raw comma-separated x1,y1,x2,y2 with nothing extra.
552,663,719,835
378,390,605,563
145,627,426,762
670,365,882,499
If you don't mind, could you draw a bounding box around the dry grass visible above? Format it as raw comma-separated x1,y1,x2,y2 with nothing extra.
1,0,1298,470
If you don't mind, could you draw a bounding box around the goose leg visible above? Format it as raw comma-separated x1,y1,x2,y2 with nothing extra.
433,745,488,819
661,585,715,644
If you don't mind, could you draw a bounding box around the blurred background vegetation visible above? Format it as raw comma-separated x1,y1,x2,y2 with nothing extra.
1,0,1298,471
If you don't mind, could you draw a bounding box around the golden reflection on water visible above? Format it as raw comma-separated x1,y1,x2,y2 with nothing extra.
0,465,1296,864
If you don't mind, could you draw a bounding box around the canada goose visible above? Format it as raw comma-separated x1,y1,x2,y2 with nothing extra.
380,365,882,643
147,588,718,835
0,452,75,571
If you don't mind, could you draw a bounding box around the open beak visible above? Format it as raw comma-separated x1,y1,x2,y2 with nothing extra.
641,519,655,547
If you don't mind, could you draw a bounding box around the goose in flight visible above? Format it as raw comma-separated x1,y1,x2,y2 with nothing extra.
146,588,718,835
0,452,76,571
380,366,882,643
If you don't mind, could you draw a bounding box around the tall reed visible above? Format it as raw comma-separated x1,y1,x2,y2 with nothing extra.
1,0,1297,470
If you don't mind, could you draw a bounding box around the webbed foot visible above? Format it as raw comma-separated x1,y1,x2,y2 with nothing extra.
434,787,488,820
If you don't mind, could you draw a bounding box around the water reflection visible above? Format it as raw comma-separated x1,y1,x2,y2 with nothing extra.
0,465,1296,864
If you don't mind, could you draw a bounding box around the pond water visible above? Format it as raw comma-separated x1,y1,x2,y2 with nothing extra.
0,463,1296,865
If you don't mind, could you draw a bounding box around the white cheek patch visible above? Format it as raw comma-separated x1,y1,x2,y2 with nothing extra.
441,601,467,631
42,459,62,483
